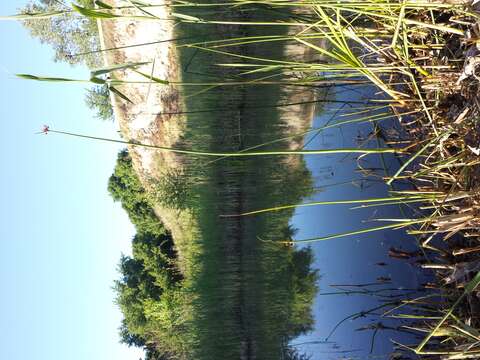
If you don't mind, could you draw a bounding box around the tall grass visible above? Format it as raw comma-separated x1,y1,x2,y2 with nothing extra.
43,128,400,157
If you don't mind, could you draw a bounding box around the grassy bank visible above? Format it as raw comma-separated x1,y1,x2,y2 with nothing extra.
169,7,320,358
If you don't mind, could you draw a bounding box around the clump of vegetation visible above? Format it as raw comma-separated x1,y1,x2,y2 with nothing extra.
298,4,480,357
153,168,189,210
108,150,164,235
109,150,193,359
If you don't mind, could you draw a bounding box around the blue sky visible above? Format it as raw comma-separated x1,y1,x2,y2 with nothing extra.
0,2,143,359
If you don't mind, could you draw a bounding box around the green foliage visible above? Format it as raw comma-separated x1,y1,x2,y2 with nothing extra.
171,10,319,358
20,0,101,68
288,248,319,336
84,84,113,121
153,169,189,210
115,249,190,358
109,149,193,358
108,150,165,235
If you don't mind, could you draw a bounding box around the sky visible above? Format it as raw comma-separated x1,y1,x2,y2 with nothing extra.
0,2,143,359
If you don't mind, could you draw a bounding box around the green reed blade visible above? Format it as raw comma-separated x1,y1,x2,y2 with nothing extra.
16,74,88,83
45,129,401,157
90,62,150,77
72,4,119,19
223,195,433,217
0,11,67,20
282,218,429,244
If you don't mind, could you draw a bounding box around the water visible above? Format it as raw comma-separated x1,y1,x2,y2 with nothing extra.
290,86,429,359
175,79,428,359
163,6,431,359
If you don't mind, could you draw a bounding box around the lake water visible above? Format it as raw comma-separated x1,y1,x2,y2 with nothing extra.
290,85,430,359
171,6,430,359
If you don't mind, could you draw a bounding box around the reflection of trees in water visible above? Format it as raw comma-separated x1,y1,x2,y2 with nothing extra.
174,13,320,358
186,139,318,359
179,73,319,360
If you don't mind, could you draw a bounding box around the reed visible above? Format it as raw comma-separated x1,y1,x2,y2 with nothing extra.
43,128,401,157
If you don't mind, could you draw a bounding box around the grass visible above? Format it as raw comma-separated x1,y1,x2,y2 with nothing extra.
172,2,480,356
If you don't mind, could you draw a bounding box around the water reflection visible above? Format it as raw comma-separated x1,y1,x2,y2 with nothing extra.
180,69,320,360
170,5,427,360
291,86,429,359
174,8,321,358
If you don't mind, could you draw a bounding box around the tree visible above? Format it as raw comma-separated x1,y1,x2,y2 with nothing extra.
115,248,190,358
119,319,146,348
21,1,114,121
85,84,113,121
109,149,191,358
108,150,166,235
20,0,102,68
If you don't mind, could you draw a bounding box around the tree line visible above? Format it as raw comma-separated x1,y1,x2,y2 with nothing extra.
108,150,193,359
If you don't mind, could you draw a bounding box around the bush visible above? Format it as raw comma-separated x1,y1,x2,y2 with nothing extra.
154,169,189,210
